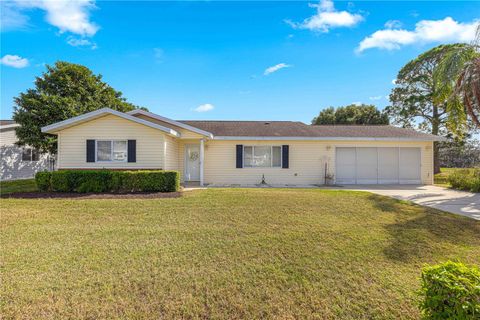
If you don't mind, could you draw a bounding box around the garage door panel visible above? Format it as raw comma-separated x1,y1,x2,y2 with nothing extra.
356,147,378,184
336,148,356,184
378,147,399,184
399,147,421,184
336,146,421,185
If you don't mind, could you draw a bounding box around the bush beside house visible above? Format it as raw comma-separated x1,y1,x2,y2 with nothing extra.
447,168,480,193
419,261,480,319
35,170,180,193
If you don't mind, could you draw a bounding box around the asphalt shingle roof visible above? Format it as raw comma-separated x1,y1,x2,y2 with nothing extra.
178,120,442,140
0,120,16,126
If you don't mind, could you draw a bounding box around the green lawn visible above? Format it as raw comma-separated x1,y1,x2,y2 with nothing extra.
1,189,479,319
0,178,37,195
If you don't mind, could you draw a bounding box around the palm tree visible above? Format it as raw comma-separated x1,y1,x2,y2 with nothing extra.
434,24,480,132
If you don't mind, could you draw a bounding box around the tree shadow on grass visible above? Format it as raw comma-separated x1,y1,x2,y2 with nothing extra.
367,194,480,263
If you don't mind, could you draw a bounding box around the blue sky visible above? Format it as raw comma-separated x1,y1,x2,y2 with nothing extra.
1,1,478,123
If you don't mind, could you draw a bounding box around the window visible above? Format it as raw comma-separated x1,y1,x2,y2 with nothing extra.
96,140,127,162
22,148,40,161
244,146,281,168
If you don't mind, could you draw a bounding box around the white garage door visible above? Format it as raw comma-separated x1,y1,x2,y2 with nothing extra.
335,147,421,184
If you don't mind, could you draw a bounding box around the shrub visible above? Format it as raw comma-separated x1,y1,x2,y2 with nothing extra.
35,171,52,192
448,168,480,192
50,170,73,192
419,261,480,319
43,170,179,193
111,171,179,193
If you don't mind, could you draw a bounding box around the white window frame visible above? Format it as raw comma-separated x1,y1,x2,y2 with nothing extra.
243,145,282,168
21,148,40,162
95,140,128,163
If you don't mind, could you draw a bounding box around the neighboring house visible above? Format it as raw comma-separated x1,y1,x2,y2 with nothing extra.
0,120,54,181
41,108,443,186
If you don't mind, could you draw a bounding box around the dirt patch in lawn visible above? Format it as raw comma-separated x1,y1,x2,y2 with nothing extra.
1,191,182,199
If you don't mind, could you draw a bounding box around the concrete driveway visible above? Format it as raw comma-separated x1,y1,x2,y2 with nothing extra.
340,185,480,220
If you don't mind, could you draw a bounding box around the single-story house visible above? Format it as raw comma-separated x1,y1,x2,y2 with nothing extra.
1,120,54,181
41,108,443,186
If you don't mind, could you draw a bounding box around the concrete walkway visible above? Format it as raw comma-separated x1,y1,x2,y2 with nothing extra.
340,185,480,220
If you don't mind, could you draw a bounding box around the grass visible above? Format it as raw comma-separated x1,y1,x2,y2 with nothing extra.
1,188,479,319
0,178,37,195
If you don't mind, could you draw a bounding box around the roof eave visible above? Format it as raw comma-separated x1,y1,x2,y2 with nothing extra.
127,109,213,138
212,136,444,141
0,123,20,130
41,108,180,137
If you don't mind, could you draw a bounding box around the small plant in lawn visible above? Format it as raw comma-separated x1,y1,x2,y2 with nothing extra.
419,261,480,319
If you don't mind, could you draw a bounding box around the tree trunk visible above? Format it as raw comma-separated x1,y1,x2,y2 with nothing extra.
432,105,441,174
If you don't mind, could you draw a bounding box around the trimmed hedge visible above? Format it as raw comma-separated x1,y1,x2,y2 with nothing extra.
419,261,480,319
448,168,480,193
35,170,180,193
35,171,52,192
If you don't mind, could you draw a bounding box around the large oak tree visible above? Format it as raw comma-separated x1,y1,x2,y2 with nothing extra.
13,61,143,154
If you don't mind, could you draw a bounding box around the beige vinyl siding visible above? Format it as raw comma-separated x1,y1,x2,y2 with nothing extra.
134,114,204,139
0,129,17,146
164,135,180,170
56,114,166,169
201,140,433,185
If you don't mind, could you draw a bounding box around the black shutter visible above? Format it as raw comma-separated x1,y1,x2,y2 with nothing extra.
282,145,289,169
236,145,243,168
86,140,95,162
128,140,136,162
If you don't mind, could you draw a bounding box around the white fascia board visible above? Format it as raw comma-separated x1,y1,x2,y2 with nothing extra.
212,136,445,141
0,124,20,130
41,108,180,137
127,109,213,138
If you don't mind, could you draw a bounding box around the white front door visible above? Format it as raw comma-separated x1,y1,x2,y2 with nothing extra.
185,144,200,181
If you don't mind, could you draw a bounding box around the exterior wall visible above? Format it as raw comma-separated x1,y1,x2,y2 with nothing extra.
56,114,167,169
0,128,17,145
201,140,433,185
0,128,53,181
164,135,180,170
134,114,204,139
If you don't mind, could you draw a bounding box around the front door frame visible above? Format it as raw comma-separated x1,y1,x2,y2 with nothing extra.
184,143,200,182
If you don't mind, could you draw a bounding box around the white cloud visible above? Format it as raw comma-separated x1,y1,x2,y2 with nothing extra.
357,17,478,53
0,54,29,68
369,95,383,101
67,36,97,49
384,20,402,29
352,101,362,106
264,63,292,76
391,79,397,85
286,0,364,32
15,0,99,36
0,2,29,30
194,103,214,112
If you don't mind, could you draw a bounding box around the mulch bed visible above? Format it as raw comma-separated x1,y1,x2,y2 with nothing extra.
1,192,182,199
